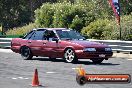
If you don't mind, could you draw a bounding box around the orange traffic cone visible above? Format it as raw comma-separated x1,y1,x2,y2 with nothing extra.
32,69,41,87
76,66,86,76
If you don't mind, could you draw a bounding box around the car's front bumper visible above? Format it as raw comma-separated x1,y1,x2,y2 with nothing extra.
75,50,113,59
11,46,20,53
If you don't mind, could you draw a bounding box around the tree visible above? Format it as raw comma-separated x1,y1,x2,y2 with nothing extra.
0,0,32,30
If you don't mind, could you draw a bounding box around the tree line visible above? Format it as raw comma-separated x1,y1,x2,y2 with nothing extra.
0,0,132,36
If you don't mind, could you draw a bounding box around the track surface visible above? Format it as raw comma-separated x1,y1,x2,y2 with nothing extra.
0,49,132,88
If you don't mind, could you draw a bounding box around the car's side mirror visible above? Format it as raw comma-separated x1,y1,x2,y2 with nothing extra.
52,38,59,43
82,35,88,39
19,35,24,38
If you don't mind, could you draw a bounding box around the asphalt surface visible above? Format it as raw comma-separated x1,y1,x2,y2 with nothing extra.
0,49,132,88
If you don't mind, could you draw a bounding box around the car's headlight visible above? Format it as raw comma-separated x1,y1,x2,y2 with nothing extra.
83,48,96,52
105,48,112,51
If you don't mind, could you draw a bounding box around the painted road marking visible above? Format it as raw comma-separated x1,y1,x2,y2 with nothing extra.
72,68,80,70
72,68,76,70
46,72,57,74
128,59,132,60
0,49,12,53
11,77,29,80
12,78,17,79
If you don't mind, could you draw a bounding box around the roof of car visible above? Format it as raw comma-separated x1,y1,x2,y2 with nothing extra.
33,28,69,31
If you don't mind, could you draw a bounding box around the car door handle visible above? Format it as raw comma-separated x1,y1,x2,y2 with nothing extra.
28,41,31,43
43,42,47,45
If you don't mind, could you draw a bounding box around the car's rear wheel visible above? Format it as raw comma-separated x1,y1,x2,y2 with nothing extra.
91,59,104,64
20,46,33,60
64,48,78,63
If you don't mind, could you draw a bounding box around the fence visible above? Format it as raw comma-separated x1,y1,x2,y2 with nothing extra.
0,38,12,49
0,38,132,53
88,39,132,54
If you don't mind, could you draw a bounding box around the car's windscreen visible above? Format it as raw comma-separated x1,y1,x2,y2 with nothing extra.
56,30,85,40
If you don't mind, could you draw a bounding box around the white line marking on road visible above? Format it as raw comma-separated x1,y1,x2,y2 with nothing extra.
46,72,56,74
12,78,17,79
11,77,29,80
72,68,76,70
72,68,79,70
128,59,132,60
18,77,23,79
24,78,29,79
0,49,12,53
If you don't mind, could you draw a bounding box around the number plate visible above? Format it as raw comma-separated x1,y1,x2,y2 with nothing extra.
99,54,105,58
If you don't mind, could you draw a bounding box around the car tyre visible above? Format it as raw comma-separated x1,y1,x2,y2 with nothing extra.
91,59,104,64
64,48,78,63
20,46,33,60
76,75,87,85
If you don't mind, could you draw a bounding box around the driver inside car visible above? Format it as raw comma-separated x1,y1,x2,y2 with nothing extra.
43,31,57,41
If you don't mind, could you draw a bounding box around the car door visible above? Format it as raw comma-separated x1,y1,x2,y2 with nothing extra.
43,30,60,58
28,29,48,56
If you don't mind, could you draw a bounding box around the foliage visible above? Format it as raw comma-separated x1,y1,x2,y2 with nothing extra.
1,0,132,40
52,3,72,28
81,19,110,39
0,25,2,32
102,14,132,40
35,2,95,31
0,0,32,29
70,15,83,32
0,25,2,35
35,3,55,27
0,0,58,30
81,14,132,40
117,14,132,40
6,23,38,35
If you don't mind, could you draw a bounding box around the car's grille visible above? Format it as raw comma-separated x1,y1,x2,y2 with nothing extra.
96,48,105,52
84,47,112,53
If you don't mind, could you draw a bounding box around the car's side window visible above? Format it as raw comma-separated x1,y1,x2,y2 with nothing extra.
23,31,34,39
29,32,35,40
43,30,57,41
29,30,45,40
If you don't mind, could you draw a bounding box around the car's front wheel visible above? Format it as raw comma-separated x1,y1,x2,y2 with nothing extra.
20,46,33,60
64,48,78,63
91,59,104,64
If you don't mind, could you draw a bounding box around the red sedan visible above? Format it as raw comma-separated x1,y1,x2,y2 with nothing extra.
11,28,113,63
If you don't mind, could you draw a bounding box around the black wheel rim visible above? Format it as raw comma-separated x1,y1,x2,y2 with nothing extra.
21,47,30,57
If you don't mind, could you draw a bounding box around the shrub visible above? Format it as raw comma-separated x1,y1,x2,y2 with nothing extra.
81,14,132,40
70,15,83,32
35,3,55,27
103,14,132,40
34,2,95,31
0,25,2,35
119,14,132,40
6,23,38,35
0,25,2,32
81,19,110,39
52,3,72,28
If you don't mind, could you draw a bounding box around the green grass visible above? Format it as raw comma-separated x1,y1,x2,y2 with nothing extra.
6,35,23,38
